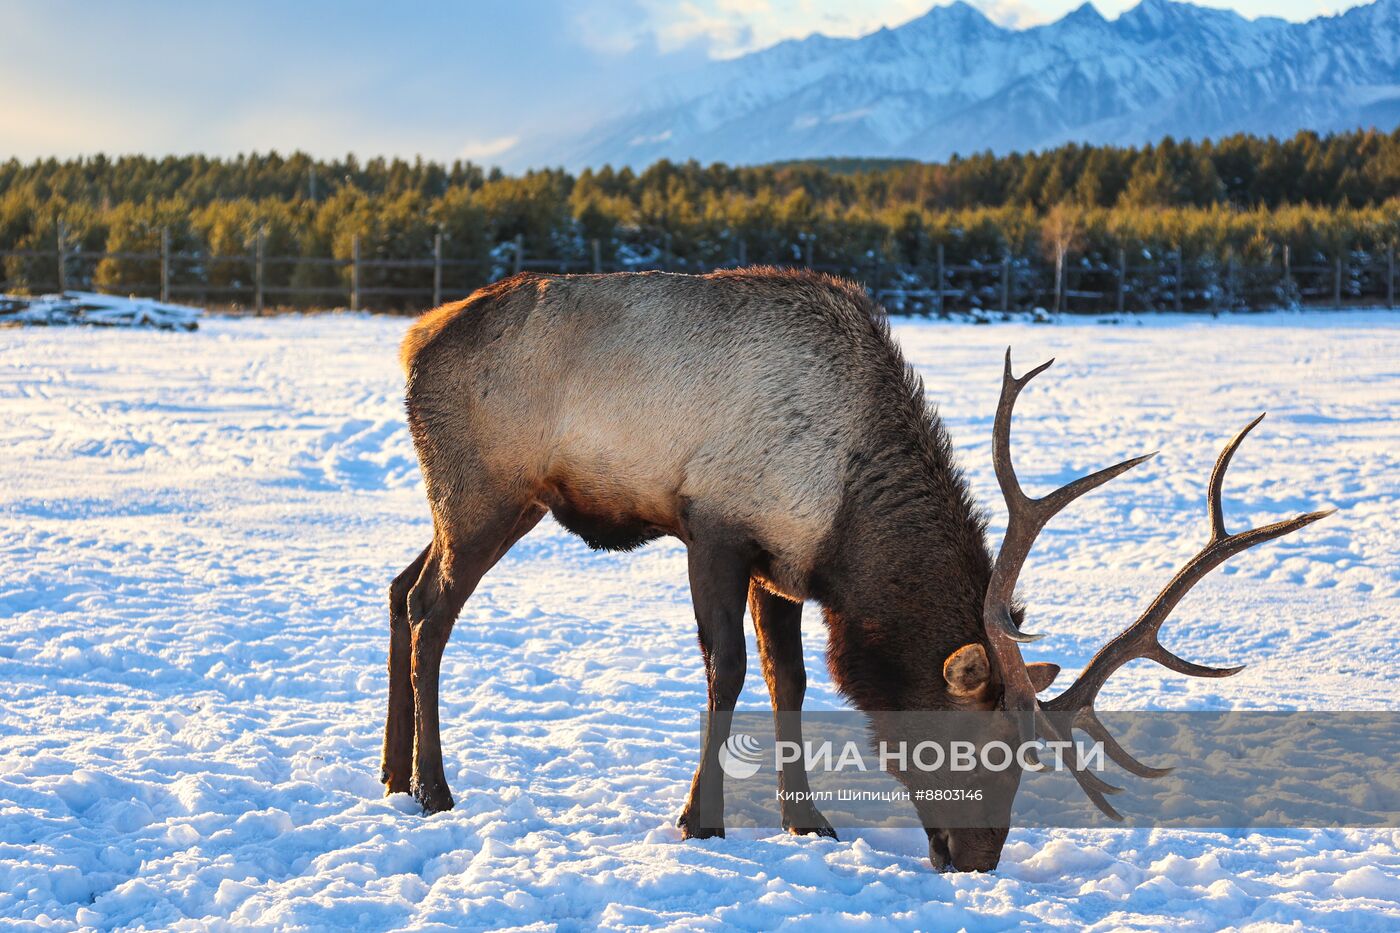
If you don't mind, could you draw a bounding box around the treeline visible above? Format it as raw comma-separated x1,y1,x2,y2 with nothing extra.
2,128,1398,306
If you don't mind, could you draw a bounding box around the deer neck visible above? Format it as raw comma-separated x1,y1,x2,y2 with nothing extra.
814,453,994,713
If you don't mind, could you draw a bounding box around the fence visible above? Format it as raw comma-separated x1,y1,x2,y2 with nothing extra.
2,229,1396,316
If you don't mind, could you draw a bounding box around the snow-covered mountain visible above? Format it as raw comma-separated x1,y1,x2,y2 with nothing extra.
526,0,1400,168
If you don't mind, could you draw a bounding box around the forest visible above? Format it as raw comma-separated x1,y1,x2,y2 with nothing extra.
2,127,1398,311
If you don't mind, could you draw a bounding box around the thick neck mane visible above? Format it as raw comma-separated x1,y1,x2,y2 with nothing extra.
813,312,995,714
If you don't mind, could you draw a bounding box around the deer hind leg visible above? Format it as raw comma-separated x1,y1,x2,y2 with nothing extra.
677,523,752,840
749,581,836,840
382,543,431,794
406,497,543,814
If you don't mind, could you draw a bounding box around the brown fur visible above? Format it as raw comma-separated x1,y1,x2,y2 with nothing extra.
392,267,1012,868
401,268,990,620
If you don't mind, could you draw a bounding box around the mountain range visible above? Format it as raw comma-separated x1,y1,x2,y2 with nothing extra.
521,0,1400,168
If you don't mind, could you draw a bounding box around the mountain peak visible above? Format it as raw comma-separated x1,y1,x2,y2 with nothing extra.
1065,1,1107,23
906,1,1002,37
1117,0,1246,34
923,1,991,21
525,0,1400,171
1052,2,1110,32
1119,0,1183,29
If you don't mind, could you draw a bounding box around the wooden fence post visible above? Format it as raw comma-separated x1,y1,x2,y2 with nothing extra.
350,235,361,311
1116,247,1126,313
159,227,170,302
1000,254,1011,313
1388,243,1395,310
804,236,814,267
591,238,602,274
56,222,67,294
254,230,265,315
1333,253,1343,307
1174,247,1183,313
737,238,746,267
935,242,945,316
1282,243,1291,295
513,234,523,276
433,230,443,307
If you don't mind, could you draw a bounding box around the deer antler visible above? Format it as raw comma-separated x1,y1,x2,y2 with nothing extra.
1038,414,1334,817
984,352,1334,820
983,350,1154,733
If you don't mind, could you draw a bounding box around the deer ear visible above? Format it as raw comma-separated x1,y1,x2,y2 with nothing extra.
1026,662,1061,692
943,643,991,696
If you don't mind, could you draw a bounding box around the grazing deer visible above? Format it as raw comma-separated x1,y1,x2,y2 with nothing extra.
383,268,1329,872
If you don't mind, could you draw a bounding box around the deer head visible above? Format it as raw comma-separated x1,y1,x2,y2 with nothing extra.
927,350,1332,871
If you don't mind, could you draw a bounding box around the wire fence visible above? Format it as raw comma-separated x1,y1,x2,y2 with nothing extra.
2,231,1396,316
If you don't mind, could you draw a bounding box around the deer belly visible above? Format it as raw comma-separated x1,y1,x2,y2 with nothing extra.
549,500,667,552
539,466,678,553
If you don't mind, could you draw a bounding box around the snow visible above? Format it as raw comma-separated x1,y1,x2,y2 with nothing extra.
533,0,1400,169
1,292,201,331
1,310,1397,930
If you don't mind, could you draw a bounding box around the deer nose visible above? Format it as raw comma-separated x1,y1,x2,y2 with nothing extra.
947,836,1000,873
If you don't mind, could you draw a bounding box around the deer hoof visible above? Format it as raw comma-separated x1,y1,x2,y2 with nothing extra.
782,802,837,839
411,779,455,814
381,770,411,796
676,810,725,840
785,819,837,840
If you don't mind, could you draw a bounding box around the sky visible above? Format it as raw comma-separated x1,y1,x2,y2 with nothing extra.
0,0,1371,169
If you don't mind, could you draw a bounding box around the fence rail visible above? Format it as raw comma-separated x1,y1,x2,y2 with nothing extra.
3,229,1396,316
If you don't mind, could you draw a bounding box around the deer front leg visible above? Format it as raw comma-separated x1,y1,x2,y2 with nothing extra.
749,581,836,839
382,544,431,794
677,528,751,840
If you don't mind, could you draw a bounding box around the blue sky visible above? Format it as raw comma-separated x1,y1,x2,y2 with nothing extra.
0,0,1369,168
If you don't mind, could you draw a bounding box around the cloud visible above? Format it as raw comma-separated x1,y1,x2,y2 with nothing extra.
628,129,674,146
973,0,1052,27
633,0,1045,60
660,0,925,58
650,0,759,57
460,135,521,160
572,1,652,54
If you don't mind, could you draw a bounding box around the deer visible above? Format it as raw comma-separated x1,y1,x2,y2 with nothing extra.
383,267,1330,872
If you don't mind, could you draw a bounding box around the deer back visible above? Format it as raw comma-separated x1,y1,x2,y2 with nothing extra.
400,268,909,598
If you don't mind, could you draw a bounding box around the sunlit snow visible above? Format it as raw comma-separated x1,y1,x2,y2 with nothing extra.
1,311,1396,929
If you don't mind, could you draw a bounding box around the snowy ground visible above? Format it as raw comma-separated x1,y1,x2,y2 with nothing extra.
1,310,1397,931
